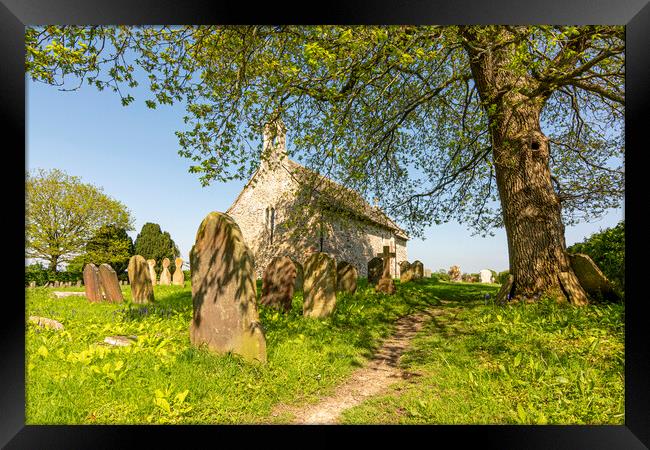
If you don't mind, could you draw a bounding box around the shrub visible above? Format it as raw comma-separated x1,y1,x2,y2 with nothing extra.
497,270,510,285
436,270,450,282
567,221,624,293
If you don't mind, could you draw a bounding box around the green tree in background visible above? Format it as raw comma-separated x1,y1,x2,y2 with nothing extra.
133,223,180,273
26,168,134,272
67,225,135,277
25,26,624,304
567,221,624,293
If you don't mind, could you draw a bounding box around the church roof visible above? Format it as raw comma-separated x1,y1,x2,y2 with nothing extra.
282,159,409,240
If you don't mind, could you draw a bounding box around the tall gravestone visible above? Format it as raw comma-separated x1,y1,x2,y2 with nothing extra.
479,269,493,284
290,257,304,292
128,255,155,303
159,258,172,285
336,261,358,294
147,259,157,286
375,246,396,294
412,261,424,279
172,257,185,286
303,252,337,318
399,261,414,283
367,257,383,285
260,256,296,312
83,263,104,302
189,212,266,363
99,264,124,302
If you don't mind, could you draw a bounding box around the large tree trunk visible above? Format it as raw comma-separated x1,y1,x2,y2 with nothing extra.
461,27,588,305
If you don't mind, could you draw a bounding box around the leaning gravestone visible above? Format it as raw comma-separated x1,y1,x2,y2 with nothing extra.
568,253,621,302
367,257,383,285
147,259,157,286
399,261,414,283
172,257,185,286
479,269,493,284
260,256,296,312
303,252,337,318
337,261,358,294
159,258,172,285
189,212,266,363
98,264,124,302
83,263,104,302
127,255,155,304
290,257,304,292
412,261,424,279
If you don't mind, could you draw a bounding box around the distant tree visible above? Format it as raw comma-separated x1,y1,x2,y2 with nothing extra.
567,221,624,292
133,223,180,273
25,168,134,272
67,224,135,277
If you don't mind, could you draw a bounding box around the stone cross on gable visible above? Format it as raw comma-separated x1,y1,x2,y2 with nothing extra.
377,245,396,278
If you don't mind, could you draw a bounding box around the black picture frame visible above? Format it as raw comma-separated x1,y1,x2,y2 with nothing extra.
3,1,647,447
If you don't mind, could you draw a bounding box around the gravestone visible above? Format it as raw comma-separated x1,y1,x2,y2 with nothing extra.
29,316,64,330
83,263,104,302
172,257,185,286
367,257,383,285
375,246,396,294
479,269,493,284
128,255,155,303
104,335,137,347
189,212,266,363
424,268,432,278
303,252,337,318
159,258,172,285
290,257,304,292
99,264,124,302
76,280,82,287
147,259,157,286
53,291,86,298
568,253,620,302
448,265,462,282
336,261,358,294
399,261,414,283
412,260,424,279
29,281,36,288
260,256,296,312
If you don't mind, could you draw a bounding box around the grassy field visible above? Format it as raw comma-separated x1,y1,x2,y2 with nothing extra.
25,278,624,424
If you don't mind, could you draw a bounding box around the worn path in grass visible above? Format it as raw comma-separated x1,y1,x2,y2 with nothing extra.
272,304,448,424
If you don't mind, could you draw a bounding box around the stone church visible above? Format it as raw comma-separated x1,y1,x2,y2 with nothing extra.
227,121,408,279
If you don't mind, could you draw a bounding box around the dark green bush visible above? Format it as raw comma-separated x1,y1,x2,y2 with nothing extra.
497,270,510,285
25,263,82,286
567,221,624,293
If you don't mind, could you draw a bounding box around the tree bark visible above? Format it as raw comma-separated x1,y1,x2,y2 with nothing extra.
461,27,588,305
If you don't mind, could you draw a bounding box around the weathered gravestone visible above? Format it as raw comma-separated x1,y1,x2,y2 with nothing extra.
337,261,358,294
76,280,82,287
83,263,104,302
127,255,155,304
375,246,396,294
303,252,337,318
399,261,414,283
147,259,157,286
424,268,432,278
448,265,462,282
189,212,266,363
412,260,424,279
290,257,304,292
29,315,64,330
99,264,124,302
568,253,621,302
260,256,296,312
367,257,383,285
159,258,172,285
479,269,494,284
172,257,185,286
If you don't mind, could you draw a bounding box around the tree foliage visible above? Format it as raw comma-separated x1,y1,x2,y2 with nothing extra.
25,168,134,272
67,224,135,277
25,25,624,238
567,221,624,292
133,222,180,273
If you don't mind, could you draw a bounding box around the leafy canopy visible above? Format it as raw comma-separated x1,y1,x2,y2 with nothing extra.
25,168,134,271
26,26,624,237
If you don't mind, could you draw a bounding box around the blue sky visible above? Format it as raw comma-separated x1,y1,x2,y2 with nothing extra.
26,75,624,274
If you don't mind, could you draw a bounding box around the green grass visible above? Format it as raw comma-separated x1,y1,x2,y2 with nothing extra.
25,279,624,424
339,284,625,425
25,278,441,424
